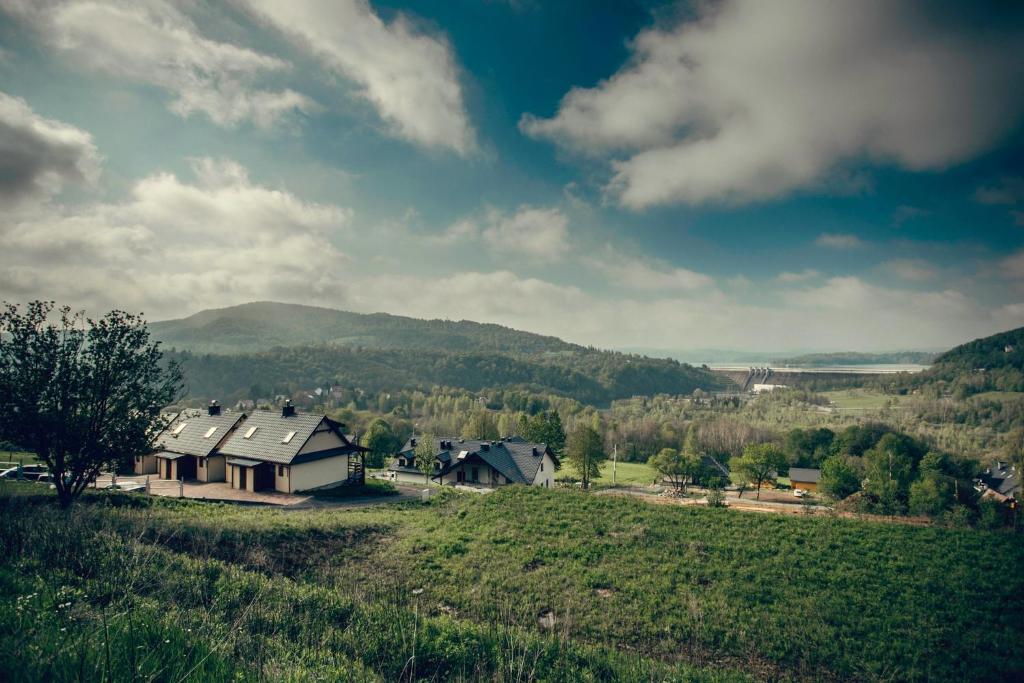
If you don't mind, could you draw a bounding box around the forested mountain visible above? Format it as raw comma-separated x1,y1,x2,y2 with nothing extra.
151,302,574,355
168,346,726,407
776,351,936,366
154,302,726,406
909,326,1024,396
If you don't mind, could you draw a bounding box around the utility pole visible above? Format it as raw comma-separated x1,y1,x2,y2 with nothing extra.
613,443,618,486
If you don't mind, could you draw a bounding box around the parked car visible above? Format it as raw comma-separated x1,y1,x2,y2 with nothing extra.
102,482,146,493
793,488,806,498
0,464,49,481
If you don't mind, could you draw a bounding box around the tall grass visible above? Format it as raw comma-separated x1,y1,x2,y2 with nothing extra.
1,484,1021,681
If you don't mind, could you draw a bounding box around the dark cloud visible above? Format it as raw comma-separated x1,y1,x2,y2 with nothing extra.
0,91,100,203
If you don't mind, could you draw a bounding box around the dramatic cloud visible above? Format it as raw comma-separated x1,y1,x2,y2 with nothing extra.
0,91,101,204
0,158,351,316
2,0,315,128
522,0,1024,208
244,0,476,154
816,233,863,249
437,206,570,260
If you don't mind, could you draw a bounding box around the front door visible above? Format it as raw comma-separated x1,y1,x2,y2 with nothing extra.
239,466,247,490
164,459,171,479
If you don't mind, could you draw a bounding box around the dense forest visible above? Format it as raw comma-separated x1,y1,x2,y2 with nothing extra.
151,301,575,355
168,344,727,407
905,326,1024,396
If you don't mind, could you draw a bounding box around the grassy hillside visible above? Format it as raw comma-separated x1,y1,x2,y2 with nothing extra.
168,345,726,407
151,301,575,355
910,326,1024,396
2,485,1021,682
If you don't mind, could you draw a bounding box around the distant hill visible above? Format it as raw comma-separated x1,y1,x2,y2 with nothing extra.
150,301,574,355
911,327,1024,395
776,351,937,367
153,302,727,405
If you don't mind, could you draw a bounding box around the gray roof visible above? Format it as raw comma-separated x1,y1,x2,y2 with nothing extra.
391,437,556,485
226,458,262,468
153,411,246,458
980,463,1020,497
789,467,822,484
218,410,359,465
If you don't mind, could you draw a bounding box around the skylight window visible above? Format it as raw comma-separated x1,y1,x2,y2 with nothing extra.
282,431,296,444
172,423,187,435
243,426,258,439
203,427,217,439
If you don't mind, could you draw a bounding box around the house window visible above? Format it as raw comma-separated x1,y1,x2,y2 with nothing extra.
398,458,405,467
278,465,286,477
203,427,217,438
281,431,296,444
243,426,258,439
471,467,479,482
540,462,544,472
200,458,206,467
172,422,187,435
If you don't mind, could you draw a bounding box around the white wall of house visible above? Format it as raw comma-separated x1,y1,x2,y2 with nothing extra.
298,427,346,455
439,461,504,487
289,455,348,492
197,455,226,482
134,454,158,475
274,463,291,492
227,464,255,491
532,452,556,488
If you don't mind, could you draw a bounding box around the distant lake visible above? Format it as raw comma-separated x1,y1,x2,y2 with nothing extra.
705,363,929,375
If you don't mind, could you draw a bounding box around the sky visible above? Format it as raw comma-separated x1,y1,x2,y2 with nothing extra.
1,0,1023,353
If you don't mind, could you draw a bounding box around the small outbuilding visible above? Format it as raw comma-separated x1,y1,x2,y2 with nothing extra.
789,467,822,492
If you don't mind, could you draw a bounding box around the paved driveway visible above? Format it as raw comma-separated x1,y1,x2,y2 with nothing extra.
95,474,420,508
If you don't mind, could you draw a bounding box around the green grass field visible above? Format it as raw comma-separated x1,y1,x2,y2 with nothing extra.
1,484,1021,682
585,460,657,486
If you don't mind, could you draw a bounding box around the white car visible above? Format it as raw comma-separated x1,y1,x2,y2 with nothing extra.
792,488,807,498
0,464,49,481
103,482,146,493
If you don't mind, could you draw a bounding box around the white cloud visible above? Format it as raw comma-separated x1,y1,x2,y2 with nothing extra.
584,249,714,291
816,233,863,249
0,158,351,316
2,0,316,128
777,269,820,283
340,270,1024,351
436,206,570,260
0,90,101,204
522,0,1024,208
883,259,937,282
244,0,476,154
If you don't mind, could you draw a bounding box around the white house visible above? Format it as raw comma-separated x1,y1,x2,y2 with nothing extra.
144,402,245,482
389,436,558,489
217,403,367,493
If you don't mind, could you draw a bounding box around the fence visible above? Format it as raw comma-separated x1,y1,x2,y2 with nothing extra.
94,473,184,497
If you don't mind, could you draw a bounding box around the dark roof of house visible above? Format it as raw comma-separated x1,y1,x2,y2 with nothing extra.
979,463,1020,497
390,437,557,485
218,411,360,465
789,467,822,484
153,411,246,458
